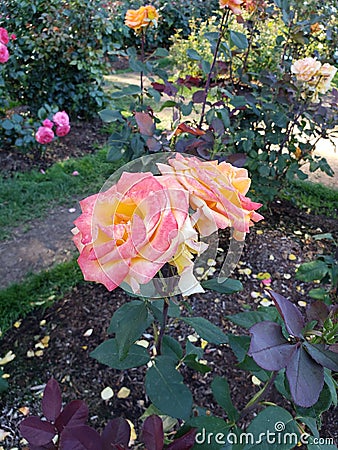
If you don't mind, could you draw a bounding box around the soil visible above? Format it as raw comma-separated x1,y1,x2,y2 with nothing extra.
0,104,337,449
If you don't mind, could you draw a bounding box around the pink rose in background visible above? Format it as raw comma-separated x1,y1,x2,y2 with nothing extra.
42,119,54,128
158,154,264,241
72,172,193,293
35,126,54,144
0,42,9,63
56,124,71,137
10,34,17,41
0,27,9,45
291,57,321,83
53,111,70,127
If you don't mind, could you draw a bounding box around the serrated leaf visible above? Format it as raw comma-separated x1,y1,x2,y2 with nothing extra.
286,346,324,408
211,377,239,422
303,343,338,371
90,339,150,370
243,406,299,450
228,334,250,363
181,317,228,344
227,308,280,329
111,84,141,99
230,30,248,49
296,260,328,282
269,291,305,337
202,278,243,294
108,301,151,360
248,321,296,371
145,357,192,420
186,49,201,60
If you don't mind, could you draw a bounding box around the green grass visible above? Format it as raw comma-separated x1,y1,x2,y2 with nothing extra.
0,258,84,336
0,148,121,240
281,179,338,217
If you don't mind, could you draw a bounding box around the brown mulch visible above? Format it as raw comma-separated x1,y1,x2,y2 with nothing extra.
0,202,337,448
0,122,337,449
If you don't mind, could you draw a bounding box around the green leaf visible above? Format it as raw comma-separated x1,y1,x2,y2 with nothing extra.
201,59,211,75
110,84,141,99
229,30,248,50
227,308,280,329
181,317,228,344
1,119,14,130
202,278,243,295
186,48,201,60
184,355,211,374
99,109,124,123
162,335,183,361
153,47,169,57
90,339,150,369
108,301,152,360
324,369,337,407
228,334,250,363
296,260,328,282
243,406,299,449
188,416,230,450
308,288,329,301
303,342,338,371
145,356,192,420
211,377,239,422
0,368,8,394
185,341,204,359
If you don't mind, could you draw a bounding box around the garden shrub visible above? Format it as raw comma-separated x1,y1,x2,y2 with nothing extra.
0,0,114,117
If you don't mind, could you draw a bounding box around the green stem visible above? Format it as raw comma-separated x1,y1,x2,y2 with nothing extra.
239,371,278,420
155,299,169,355
140,31,145,105
198,9,229,128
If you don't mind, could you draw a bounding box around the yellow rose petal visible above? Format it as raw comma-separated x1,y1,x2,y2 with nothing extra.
200,339,208,350
127,420,137,445
0,351,16,365
288,254,297,261
13,321,22,329
252,376,262,386
256,230,263,235
35,350,44,357
41,336,50,348
298,301,307,307
26,350,35,358
117,387,131,399
101,387,114,400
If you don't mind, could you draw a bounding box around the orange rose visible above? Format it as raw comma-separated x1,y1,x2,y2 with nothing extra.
219,0,243,15
125,5,159,33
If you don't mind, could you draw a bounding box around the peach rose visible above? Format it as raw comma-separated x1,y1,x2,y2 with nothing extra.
125,5,159,33
72,171,203,294
291,57,321,83
316,63,337,94
158,154,263,241
219,0,243,15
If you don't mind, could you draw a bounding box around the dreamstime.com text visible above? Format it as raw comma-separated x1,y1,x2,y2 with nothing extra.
195,422,336,446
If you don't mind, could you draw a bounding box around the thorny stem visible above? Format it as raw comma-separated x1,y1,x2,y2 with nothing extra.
242,23,256,74
155,298,169,355
199,9,229,128
239,371,278,420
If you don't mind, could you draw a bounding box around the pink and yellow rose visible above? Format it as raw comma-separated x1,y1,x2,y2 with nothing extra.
72,172,205,294
158,154,263,241
291,57,321,83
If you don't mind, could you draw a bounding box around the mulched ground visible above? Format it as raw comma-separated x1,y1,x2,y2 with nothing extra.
0,121,337,449
0,200,337,448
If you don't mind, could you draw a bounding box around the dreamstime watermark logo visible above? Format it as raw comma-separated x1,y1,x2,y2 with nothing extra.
92,152,246,298
195,422,336,446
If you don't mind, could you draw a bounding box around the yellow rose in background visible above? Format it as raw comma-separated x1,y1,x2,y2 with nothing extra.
316,63,337,94
219,0,243,15
125,5,159,33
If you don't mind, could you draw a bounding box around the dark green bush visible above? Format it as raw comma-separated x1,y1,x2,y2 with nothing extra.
0,0,114,117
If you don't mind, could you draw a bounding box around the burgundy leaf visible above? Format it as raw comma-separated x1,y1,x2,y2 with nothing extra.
151,82,165,93
55,400,89,433
269,291,305,337
306,301,329,326
134,112,155,136
141,415,164,450
146,137,162,152
192,90,206,103
42,378,62,422
329,343,338,353
286,345,324,407
30,443,57,450
210,118,224,136
248,321,297,371
101,418,130,450
163,81,178,97
60,425,102,450
303,342,338,371
166,428,197,450
20,416,56,446
225,153,246,168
